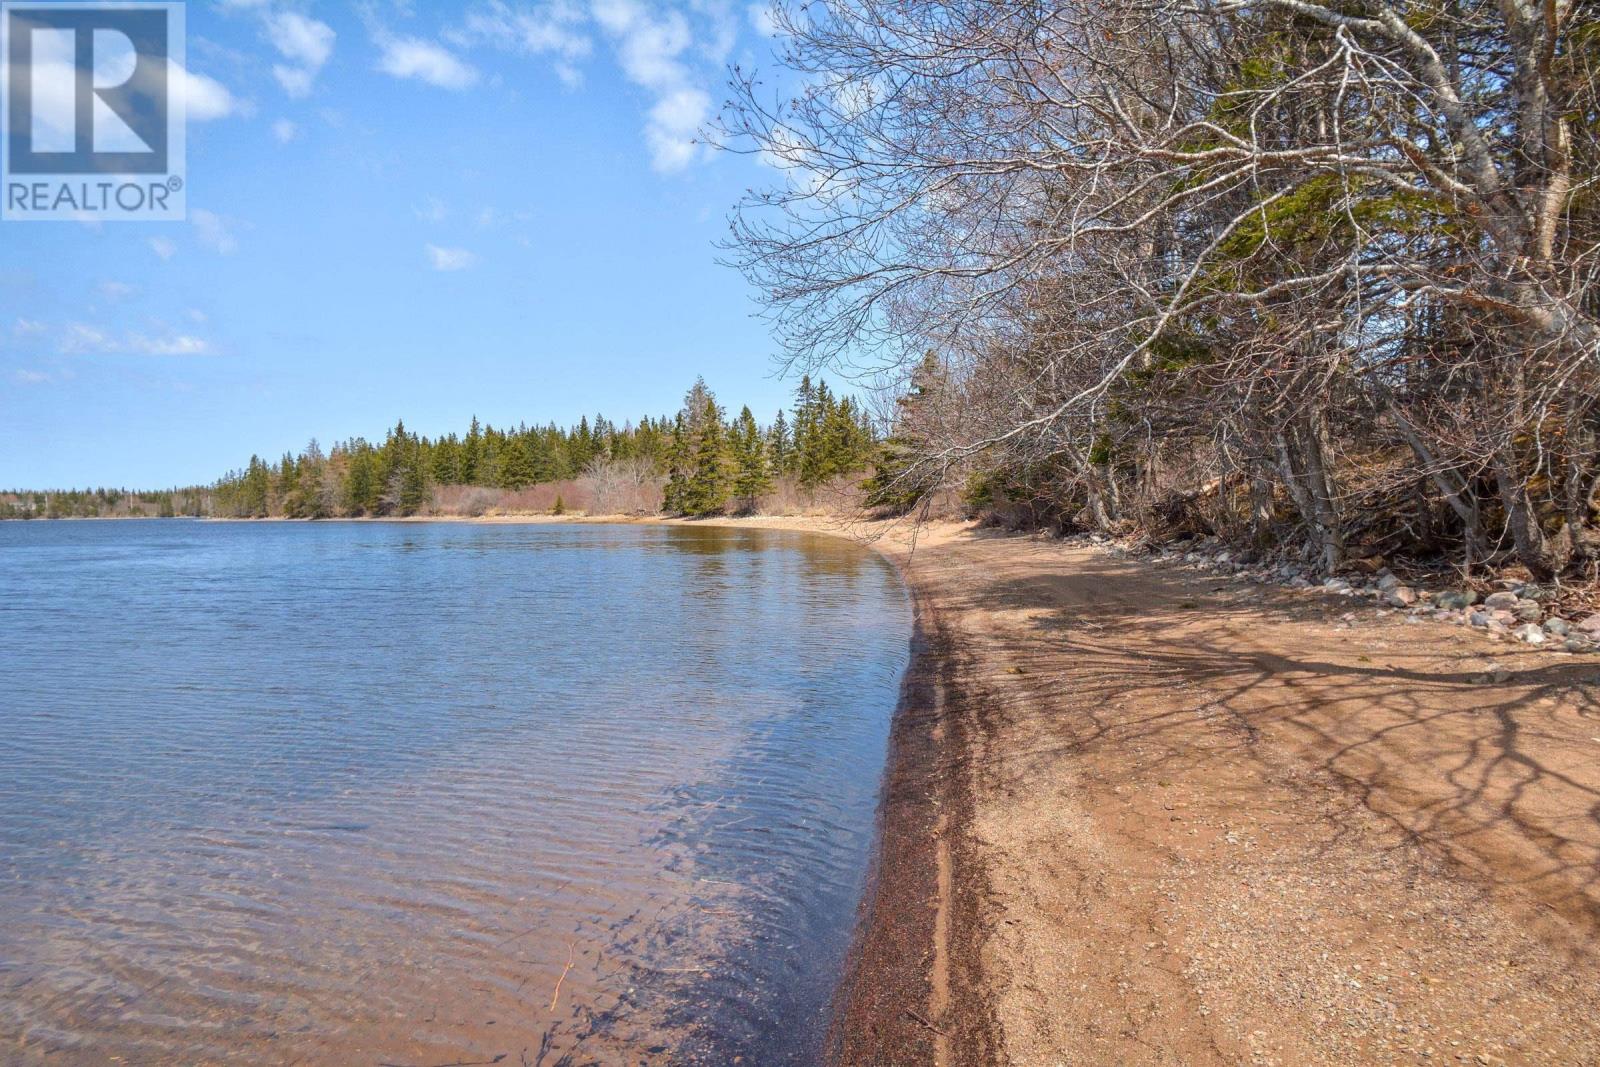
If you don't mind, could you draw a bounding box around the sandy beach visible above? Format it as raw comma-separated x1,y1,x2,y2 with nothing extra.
805,518,1600,1067
204,512,1600,1063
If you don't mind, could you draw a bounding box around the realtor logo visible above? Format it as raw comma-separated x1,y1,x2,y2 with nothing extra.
2,1,185,220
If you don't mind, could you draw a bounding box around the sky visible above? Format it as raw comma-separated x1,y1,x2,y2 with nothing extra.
0,0,795,489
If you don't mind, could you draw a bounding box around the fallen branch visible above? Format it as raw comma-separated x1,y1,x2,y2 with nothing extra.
549,942,577,1012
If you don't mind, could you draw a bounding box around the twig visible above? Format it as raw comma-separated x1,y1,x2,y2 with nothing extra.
902,1007,948,1036
549,942,577,1012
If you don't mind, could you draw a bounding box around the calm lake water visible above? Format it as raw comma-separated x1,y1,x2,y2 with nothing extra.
0,519,910,1065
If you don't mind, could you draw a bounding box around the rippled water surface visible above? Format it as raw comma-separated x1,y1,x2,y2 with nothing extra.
0,520,910,1065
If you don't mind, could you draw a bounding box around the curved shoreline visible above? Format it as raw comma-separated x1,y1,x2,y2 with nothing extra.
199,513,1600,1063
287,512,986,1063
628,515,1600,1066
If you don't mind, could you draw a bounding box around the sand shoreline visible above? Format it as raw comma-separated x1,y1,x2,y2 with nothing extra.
36,512,1600,1062
824,521,1600,1066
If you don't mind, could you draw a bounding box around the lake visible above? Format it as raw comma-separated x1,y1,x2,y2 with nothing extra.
0,519,910,1065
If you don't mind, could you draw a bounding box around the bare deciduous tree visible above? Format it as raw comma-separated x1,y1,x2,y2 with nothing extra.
722,0,1600,576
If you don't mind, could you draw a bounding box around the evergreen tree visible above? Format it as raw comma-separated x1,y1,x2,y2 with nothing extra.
399,441,430,515
731,405,771,513
768,410,792,474
431,435,462,484
343,445,382,514
792,375,817,480
682,393,731,515
241,456,271,517
278,453,298,510
864,351,945,512
462,416,483,484
663,413,691,514
496,439,537,489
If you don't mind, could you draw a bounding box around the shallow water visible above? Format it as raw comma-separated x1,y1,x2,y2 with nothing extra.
0,519,910,1065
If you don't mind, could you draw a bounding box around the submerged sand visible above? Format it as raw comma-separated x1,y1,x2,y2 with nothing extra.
218,512,1600,1063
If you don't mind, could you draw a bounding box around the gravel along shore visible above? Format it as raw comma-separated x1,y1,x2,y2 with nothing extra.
814,519,1600,1067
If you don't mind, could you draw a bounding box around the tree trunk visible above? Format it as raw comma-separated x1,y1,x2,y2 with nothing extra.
1275,411,1344,572
1490,442,1567,578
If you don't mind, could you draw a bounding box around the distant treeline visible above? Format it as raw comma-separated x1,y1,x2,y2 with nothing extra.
0,487,210,520
0,377,880,522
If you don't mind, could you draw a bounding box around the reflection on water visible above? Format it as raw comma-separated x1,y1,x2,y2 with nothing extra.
0,520,909,1065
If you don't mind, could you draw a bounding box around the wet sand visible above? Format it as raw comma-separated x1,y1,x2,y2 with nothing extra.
219,513,1600,1063
813,518,1600,1067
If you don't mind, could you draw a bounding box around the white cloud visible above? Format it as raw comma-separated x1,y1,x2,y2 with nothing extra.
149,236,177,260
266,11,335,97
746,2,779,36
192,209,239,255
13,369,50,385
58,321,211,356
415,196,449,223
693,0,739,63
590,0,712,172
98,281,137,301
273,66,314,97
268,11,335,68
377,36,480,90
645,86,710,172
173,62,245,121
272,118,300,143
426,244,478,271
474,206,535,229
129,333,211,356
455,1,592,61
60,323,113,353
435,0,732,169
592,0,692,91
553,61,584,88
14,318,47,337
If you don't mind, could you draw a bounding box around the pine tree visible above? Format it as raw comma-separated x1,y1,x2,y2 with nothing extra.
797,378,834,488
399,440,430,515
683,394,731,515
731,405,771,513
663,413,691,514
241,456,271,517
496,440,537,489
768,410,792,475
462,416,483,484
343,445,382,514
864,351,944,511
431,435,462,484
278,453,298,511
792,375,817,480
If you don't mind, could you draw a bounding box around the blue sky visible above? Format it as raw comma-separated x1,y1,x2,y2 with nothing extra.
0,0,793,488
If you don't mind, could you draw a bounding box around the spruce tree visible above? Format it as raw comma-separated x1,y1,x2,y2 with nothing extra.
683,393,731,515
496,441,537,489
792,375,816,479
399,441,430,515
768,410,792,475
663,413,691,513
242,456,271,517
462,416,483,484
731,405,771,513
